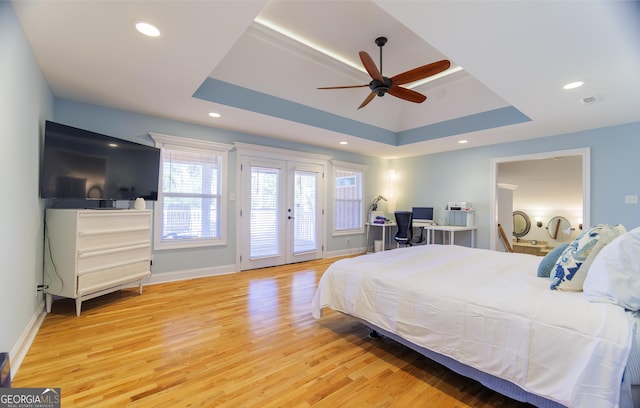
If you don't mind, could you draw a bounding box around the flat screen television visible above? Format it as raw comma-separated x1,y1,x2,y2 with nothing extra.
40,121,160,202
412,207,434,223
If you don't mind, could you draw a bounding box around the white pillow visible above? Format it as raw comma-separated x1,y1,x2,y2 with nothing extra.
583,226,640,311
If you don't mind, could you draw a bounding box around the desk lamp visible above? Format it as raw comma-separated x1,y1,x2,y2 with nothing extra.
370,195,387,212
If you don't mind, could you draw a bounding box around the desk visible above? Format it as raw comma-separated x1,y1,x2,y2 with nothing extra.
366,222,396,252
422,225,477,248
413,220,435,243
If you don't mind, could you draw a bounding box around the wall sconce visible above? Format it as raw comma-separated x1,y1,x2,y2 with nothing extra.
535,217,543,228
385,169,397,200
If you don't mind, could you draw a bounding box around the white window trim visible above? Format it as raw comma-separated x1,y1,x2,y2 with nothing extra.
150,132,232,250
332,160,367,236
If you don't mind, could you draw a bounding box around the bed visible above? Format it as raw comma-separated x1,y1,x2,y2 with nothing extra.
312,241,640,408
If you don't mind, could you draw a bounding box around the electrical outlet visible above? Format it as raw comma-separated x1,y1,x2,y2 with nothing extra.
36,284,47,297
625,195,638,204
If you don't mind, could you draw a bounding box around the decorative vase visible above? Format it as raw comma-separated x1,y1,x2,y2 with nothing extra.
134,197,145,210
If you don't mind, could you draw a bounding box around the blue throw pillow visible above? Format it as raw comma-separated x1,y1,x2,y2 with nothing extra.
550,224,626,291
537,243,569,277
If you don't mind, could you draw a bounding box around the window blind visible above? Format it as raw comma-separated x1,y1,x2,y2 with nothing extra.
161,148,221,241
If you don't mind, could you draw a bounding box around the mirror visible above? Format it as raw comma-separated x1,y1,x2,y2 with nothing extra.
513,211,531,238
547,216,572,241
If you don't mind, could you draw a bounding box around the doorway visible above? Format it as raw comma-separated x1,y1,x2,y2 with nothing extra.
489,148,590,251
236,144,329,270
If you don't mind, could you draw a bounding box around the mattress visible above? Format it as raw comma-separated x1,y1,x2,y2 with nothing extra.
312,245,637,408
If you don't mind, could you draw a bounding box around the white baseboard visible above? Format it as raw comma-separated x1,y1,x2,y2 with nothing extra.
325,247,366,258
146,264,237,285
10,300,47,380
147,254,365,285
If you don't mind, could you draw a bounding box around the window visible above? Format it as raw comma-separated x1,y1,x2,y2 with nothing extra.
333,162,365,234
150,133,231,249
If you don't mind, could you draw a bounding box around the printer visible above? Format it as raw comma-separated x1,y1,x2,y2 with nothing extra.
446,201,471,210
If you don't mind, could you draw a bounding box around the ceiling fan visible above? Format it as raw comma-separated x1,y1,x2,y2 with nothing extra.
318,37,451,109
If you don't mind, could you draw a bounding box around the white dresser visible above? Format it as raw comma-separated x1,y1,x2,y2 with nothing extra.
44,209,152,316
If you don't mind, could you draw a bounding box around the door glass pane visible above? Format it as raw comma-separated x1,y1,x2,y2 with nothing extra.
250,166,280,258
293,170,317,253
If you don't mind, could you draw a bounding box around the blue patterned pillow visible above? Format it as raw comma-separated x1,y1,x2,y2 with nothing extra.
537,243,569,277
550,224,626,291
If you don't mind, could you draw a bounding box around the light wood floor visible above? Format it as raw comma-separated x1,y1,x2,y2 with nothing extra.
14,257,533,407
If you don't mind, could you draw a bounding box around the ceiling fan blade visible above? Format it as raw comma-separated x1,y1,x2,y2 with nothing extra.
387,86,427,104
357,92,377,110
359,51,384,82
317,84,369,90
391,59,451,86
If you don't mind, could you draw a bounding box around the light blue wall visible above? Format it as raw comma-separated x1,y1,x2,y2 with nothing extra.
53,99,387,272
56,93,640,266
0,2,54,354
390,122,640,248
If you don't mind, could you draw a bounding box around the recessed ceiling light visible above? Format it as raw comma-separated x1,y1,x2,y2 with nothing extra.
135,22,160,37
208,112,221,118
339,141,348,145
458,140,468,144
563,81,584,90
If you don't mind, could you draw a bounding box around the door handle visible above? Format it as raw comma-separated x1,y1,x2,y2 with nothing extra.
288,216,295,220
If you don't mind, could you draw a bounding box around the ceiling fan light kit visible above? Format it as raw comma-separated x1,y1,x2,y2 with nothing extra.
318,37,451,109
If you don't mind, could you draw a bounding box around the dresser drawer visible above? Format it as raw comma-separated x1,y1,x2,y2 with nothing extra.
77,243,150,274
78,211,151,234
78,227,151,251
77,260,150,295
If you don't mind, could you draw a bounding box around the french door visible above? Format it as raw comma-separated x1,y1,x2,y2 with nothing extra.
239,156,324,270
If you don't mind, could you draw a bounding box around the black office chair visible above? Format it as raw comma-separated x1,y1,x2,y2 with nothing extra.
394,211,413,247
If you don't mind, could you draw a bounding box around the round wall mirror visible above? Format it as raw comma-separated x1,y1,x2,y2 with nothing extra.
513,211,531,238
547,216,572,241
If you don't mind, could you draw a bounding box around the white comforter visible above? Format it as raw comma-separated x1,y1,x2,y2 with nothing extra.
311,245,634,408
